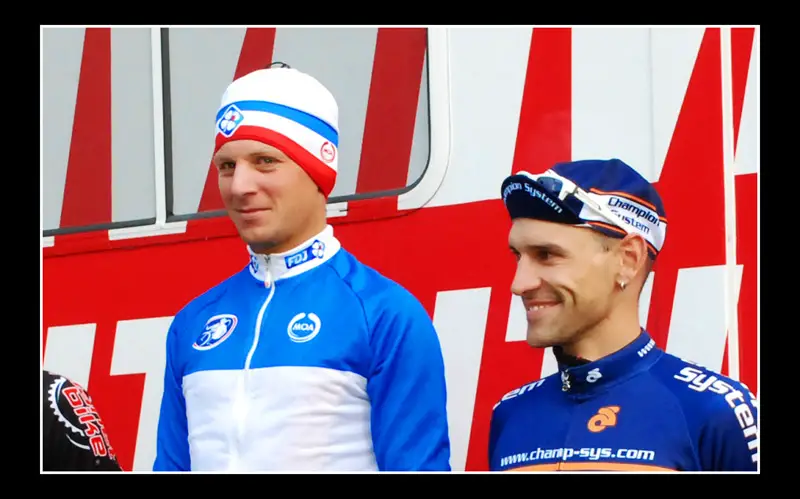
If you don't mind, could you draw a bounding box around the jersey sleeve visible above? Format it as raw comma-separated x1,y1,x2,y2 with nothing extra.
153,316,191,471
365,289,451,471
698,380,759,471
43,373,122,471
487,404,504,471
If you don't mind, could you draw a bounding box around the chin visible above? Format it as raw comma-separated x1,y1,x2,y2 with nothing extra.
526,338,556,349
525,328,561,349
237,226,280,248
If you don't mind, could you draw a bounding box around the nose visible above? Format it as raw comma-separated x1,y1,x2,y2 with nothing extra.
229,161,258,197
510,259,543,297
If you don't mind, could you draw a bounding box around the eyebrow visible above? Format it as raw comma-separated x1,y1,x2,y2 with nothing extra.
511,242,568,255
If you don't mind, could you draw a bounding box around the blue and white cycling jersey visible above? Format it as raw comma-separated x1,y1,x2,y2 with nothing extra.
153,225,451,471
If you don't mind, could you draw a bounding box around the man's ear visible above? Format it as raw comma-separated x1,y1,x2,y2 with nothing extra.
616,234,648,289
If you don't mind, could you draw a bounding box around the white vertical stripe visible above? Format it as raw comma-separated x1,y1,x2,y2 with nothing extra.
720,27,740,381
43,324,96,389
432,287,491,471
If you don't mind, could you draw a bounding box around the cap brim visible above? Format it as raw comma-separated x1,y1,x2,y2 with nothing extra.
501,174,584,225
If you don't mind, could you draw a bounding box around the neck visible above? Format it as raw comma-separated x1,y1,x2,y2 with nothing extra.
560,299,642,362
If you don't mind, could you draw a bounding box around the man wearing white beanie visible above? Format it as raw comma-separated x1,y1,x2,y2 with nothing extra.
153,64,451,472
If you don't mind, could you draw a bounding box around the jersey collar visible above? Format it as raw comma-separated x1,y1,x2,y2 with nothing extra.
557,330,661,396
247,224,341,287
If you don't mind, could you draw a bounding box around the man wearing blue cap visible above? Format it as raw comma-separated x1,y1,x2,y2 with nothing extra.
488,159,758,472
153,64,450,472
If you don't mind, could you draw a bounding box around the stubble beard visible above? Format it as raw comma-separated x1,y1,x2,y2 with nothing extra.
237,222,283,255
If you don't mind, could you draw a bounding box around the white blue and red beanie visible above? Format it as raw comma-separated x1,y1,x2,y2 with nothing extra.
213,67,339,197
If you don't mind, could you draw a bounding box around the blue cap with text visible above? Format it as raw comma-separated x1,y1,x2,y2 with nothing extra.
501,158,668,259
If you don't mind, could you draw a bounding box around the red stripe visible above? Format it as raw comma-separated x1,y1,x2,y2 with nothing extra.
465,27,572,472
217,126,337,197
720,336,729,376
735,173,757,393
195,28,277,214
647,29,727,349
60,28,112,229
510,28,572,176
354,27,426,194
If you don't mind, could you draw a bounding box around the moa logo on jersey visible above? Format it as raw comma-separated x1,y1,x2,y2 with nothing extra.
193,314,238,351
287,312,322,343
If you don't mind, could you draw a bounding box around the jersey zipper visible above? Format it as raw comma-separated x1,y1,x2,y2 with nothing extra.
230,259,276,470
561,369,571,392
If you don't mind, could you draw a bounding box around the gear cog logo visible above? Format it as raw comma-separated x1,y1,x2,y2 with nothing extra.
48,376,94,451
48,376,84,436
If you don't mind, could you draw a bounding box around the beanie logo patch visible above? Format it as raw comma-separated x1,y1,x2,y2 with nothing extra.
320,141,336,164
216,104,245,138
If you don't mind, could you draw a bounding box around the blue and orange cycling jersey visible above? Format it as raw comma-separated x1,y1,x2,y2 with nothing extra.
489,331,758,472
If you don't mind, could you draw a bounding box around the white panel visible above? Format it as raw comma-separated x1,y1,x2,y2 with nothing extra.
735,29,758,176
432,287,491,471
651,27,706,182
638,271,656,327
110,316,174,471
426,27,532,208
168,28,246,216
540,347,559,379
505,294,527,343
571,27,655,180
42,27,85,231
271,28,378,199
111,28,156,223
665,265,741,371
43,324,97,389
